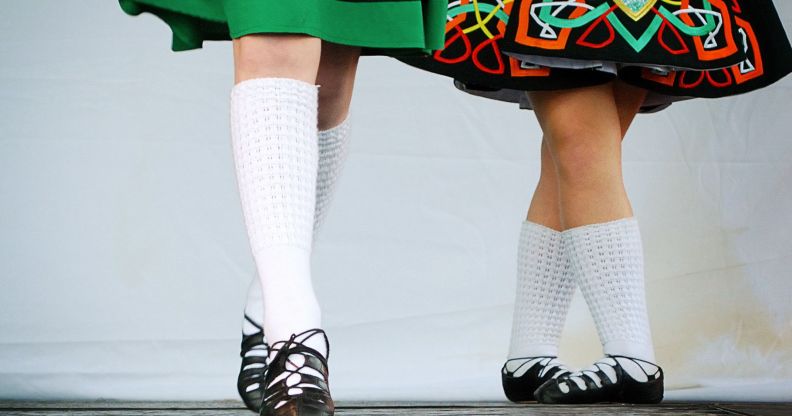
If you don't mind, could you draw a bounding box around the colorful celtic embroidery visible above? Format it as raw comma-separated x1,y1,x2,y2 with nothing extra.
638,1,765,90
414,0,786,97
434,0,550,77
513,0,742,59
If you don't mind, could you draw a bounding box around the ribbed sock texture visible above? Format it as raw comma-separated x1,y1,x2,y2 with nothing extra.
563,217,655,362
314,116,352,231
508,221,576,359
230,77,325,356
243,116,352,335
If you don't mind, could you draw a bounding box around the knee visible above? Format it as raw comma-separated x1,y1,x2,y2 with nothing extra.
549,128,621,183
236,36,299,73
234,35,321,83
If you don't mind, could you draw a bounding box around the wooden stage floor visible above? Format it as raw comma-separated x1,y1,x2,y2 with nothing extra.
1,401,791,416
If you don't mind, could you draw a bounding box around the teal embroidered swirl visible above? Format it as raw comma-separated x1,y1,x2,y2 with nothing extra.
535,0,719,52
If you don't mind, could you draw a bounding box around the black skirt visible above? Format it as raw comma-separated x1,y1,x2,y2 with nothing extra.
400,0,792,112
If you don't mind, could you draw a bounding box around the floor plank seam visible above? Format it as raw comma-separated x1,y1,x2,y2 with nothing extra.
709,405,756,416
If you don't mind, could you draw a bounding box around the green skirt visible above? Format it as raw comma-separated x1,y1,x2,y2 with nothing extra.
119,0,446,54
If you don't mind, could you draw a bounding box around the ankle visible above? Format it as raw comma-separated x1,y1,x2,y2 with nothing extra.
604,340,656,363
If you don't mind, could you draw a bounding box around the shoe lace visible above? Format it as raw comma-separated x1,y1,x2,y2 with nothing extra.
560,355,660,393
239,315,268,399
264,329,331,410
503,356,570,379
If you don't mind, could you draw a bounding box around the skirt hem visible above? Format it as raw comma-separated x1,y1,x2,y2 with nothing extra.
230,25,435,51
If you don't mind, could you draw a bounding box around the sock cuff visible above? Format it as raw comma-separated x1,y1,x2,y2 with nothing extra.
232,77,318,97
318,115,351,154
561,217,639,240
521,220,562,242
520,220,564,256
230,78,319,125
320,114,351,137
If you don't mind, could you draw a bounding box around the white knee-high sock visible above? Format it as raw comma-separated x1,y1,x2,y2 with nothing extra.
563,217,655,363
230,77,325,356
242,117,352,336
314,117,352,230
507,221,576,360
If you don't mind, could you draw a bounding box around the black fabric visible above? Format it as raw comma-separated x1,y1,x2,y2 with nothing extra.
260,329,334,416
534,355,665,404
501,0,749,71
621,0,792,98
398,0,792,110
237,315,268,413
501,357,572,403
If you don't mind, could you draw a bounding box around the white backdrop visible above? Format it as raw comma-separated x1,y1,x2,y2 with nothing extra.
1,1,792,402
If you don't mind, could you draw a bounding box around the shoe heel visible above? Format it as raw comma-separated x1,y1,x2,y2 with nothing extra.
622,376,664,404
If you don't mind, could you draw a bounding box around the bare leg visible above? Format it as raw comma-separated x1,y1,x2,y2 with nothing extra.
613,80,648,138
525,138,563,229
529,83,629,229
526,80,647,226
233,34,321,84
317,42,360,130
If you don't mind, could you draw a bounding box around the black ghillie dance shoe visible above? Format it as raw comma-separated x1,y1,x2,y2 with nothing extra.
501,356,571,402
237,315,268,413
260,329,334,416
535,355,664,404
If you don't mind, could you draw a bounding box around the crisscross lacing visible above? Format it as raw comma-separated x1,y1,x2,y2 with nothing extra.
559,355,660,393
237,315,269,412
503,356,570,380
262,329,332,413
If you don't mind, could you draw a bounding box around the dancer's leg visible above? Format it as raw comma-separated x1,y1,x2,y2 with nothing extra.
526,139,563,229
234,35,321,83
525,79,646,229
231,34,325,354
242,42,360,333
504,80,652,402
317,42,360,130
613,80,648,137
313,42,360,229
528,83,662,404
502,138,574,402
529,79,645,226
235,38,359,413
531,83,631,228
